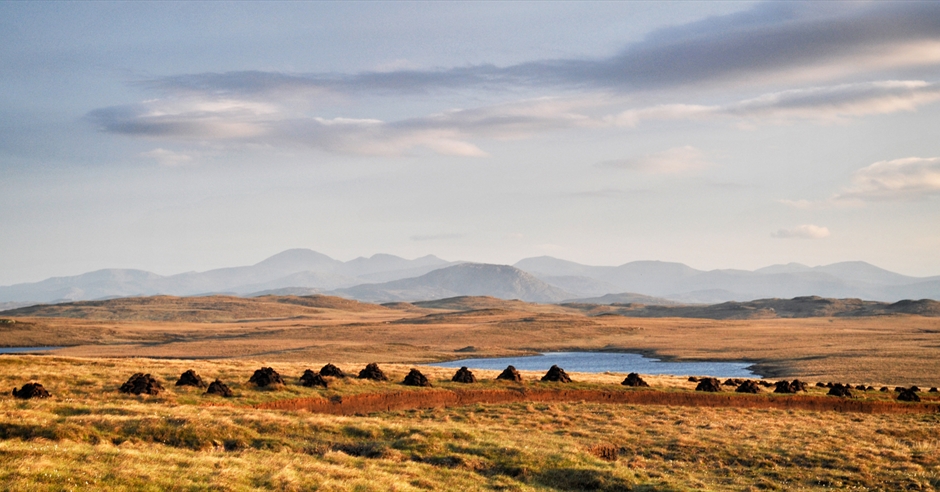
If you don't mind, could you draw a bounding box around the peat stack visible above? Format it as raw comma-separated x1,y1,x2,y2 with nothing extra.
621,373,649,387
541,365,572,383
451,367,477,383
205,379,233,397
249,367,284,387
774,379,806,394
300,369,328,388
898,387,921,402
358,363,388,381
736,380,761,394
695,378,722,392
827,384,852,398
403,368,432,387
12,382,51,399
175,369,206,388
496,365,522,382
119,373,163,396
319,363,347,378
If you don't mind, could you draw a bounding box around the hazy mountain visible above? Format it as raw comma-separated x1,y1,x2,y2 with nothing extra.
535,275,620,298
332,263,573,303
0,250,455,303
514,256,940,302
562,292,682,306
0,269,165,303
4,251,939,305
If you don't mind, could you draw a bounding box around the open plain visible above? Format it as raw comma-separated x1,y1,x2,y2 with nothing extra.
2,294,940,490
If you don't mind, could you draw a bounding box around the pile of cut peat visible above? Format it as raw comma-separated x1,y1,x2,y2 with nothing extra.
736,380,761,394
120,373,164,395
12,382,51,399
176,369,206,388
205,379,233,397
496,365,522,382
300,369,328,388
403,368,432,387
249,367,284,387
451,366,476,383
358,363,389,381
541,365,572,383
695,378,722,392
319,363,346,378
621,373,649,387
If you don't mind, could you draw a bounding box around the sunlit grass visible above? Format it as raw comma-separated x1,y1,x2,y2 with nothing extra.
1,355,939,490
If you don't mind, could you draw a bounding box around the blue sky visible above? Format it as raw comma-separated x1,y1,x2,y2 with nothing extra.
2,1,940,285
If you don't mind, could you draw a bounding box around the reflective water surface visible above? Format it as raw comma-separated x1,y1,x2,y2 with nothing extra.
431,351,755,378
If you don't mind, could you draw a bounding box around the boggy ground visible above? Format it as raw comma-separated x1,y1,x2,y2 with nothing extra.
3,294,940,385
1,356,939,490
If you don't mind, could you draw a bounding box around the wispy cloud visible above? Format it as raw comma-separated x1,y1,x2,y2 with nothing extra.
609,81,940,126
600,146,711,174
85,1,940,157
87,96,601,157
140,3,940,96
771,224,830,239
835,157,940,201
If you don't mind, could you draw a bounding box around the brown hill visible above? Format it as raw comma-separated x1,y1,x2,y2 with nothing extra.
565,296,940,320
0,294,384,322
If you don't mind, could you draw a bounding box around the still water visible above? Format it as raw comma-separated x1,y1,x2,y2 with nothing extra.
0,347,61,354
432,351,755,378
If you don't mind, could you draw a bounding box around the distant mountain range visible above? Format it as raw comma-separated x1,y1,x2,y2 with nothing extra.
1,249,939,306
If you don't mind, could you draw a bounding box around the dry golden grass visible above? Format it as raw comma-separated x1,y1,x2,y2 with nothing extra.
3,295,940,385
0,356,938,490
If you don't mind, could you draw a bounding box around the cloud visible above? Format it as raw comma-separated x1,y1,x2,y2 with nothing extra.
410,233,462,242
601,146,712,174
87,95,603,157
140,3,940,96
140,148,194,166
610,81,940,126
771,225,830,239
836,157,940,201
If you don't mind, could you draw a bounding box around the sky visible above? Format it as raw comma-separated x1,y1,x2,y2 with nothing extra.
2,1,940,285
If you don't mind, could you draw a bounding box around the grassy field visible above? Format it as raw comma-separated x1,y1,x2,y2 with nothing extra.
1,355,939,491
2,295,940,489
3,295,940,385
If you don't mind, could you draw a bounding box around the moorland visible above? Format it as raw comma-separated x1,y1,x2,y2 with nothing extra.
1,294,939,490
